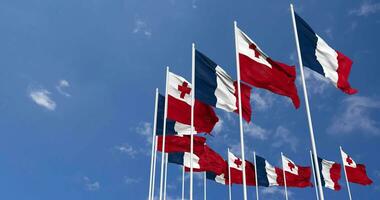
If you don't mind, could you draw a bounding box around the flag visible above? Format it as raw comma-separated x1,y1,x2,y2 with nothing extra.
206,171,228,185
168,151,201,169
195,49,252,122
317,157,341,190
228,151,256,185
281,155,312,187
156,94,192,135
167,72,219,133
185,145,227,175
255,155,282,187
236,27,300,108
156,135,206,153
340,148,373,185
294,12,357,95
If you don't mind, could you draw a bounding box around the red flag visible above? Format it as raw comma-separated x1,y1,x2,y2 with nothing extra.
341,149,373,185
167,72,219,133
228,151,256,185
185,145,227,175
233,81,252,122
236,27,300,108
156,135,206,153
280,155,312,187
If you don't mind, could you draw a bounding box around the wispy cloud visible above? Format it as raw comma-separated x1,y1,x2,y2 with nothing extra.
114,143,138,158
213,119,224,135
300,67,330,95
132,19,152,37
272,126,298,152
191,0,197,9
136,122,153,144
29,88,56,111
328,96,380,135
251,90,275,111
261,187,293,198
124,176,141,184
83,176,100,191
56,79,71,97
244,122,269,140
350,1,380,16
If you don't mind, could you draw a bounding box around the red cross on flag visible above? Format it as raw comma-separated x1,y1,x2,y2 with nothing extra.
227,151,256,185
167,72,219,134
340,148,373,185
279,154,312,188
282,155,299,175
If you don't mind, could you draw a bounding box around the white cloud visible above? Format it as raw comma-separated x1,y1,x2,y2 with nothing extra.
300,67,330,95
115,143,138,158
136,122,153,144
324,28,333,39
272,126,298,152
133,19,152,37
29,88,56,111
251,91,275,111
56,79,71,97
244,122,269,140
261,187,293,198
213,119,223,135
191,0,197,8
328,96,380,135
83,176,100,191
124,177,141,184
350,1,380,16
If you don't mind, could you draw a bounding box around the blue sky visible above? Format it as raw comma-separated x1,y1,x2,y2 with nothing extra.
0,0,379,199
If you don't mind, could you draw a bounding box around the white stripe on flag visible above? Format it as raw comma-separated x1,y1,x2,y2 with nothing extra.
215,65,237,112
315,34,339,86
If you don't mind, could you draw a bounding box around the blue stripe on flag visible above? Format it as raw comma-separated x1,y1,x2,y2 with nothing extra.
206,171,217,181
317,157,326,187
255,155,270,187
168,152,185,165
195,50,218,107
295,12,325,76
156,94,177,136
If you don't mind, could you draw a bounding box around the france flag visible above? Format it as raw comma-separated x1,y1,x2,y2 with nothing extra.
195,50,252,122
295,12,357,95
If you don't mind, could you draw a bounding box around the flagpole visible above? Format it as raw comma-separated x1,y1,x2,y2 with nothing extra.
152,136,158,200
233,20,248,200
164,153,168,200
190,42,195,200
290,4,325,200
182,165,185,200
340,146,353,200
309,150,320,200
228,148,232,200
148,88,159,200
253,151,259,200
281,152,289,200
159,67,170,200
204,172,207,200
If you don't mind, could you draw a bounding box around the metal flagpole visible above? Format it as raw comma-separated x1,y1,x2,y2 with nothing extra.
159,67,170,200
190,43,195,200
340,146,353,200
152,136,158,200
148,89,159,200
281,153,289,200
182,166,185,200
310,150,320,200
233,20,248,200
164,153,168,200
204,172,207,200
253,151,259,200
228,148,232,200
290,4,325,200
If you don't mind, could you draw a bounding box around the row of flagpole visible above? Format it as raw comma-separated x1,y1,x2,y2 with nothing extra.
147,3,360,200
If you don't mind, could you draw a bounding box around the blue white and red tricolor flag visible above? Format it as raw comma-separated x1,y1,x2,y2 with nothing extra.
281,155,313,187
206,171,228,185
167,72,219,134
317,157,341,190
294,13,357,94
195,50,252,122
340,148,373,185
236,27,300,108
255,155,282,187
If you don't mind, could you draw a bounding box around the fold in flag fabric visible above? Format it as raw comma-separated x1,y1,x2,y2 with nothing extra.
156,135,206,153
206,171,228,185
340,148,373,185
195,49,252,122
294,13,357,95
168,144,226,175
281,155,312,187
317,157,341,190
255,155,282,187
168,72,219,134
236,27,300,108
156,94,193,135
228,151,256,185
